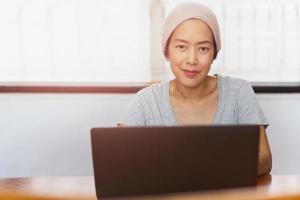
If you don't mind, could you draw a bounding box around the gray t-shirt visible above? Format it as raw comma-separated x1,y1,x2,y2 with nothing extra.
120,75,268,127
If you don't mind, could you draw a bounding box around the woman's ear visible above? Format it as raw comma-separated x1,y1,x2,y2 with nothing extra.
164,48,170,62
164,37,171,62
165,54,170,62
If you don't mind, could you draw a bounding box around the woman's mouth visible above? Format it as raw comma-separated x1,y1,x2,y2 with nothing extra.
182,69,200,78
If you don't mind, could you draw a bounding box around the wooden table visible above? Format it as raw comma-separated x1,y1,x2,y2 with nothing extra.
0,175,300,200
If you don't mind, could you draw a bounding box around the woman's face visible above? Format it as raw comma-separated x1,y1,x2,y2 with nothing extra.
167,19,215,88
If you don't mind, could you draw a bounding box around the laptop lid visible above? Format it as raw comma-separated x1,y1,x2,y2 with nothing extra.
91,125,259,198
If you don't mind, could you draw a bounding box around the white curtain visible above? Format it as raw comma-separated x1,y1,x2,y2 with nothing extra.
0,0,151,83
0,0,299,83
163,0,300,82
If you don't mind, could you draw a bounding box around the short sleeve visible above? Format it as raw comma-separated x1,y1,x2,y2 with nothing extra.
118,91,147,126
237,81,269,128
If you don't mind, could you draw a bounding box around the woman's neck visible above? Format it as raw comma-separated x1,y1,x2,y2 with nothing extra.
170,76,217,102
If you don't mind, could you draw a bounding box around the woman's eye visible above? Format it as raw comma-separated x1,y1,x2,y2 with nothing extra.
199,47,208,52
176,45,186,50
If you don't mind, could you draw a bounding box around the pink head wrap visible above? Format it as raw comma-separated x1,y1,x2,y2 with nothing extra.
162,2,221,58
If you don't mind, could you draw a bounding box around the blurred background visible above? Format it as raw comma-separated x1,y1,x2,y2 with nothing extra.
0,0,299,178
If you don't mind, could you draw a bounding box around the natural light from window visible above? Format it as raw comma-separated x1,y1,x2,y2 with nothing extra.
0,0,299,84
0,0,151,83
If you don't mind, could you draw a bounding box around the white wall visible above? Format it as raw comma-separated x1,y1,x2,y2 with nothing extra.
257,94,300,174
0,93,131,178
0,93,299,178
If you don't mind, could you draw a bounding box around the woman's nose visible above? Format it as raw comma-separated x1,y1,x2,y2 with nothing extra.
186,48,198,65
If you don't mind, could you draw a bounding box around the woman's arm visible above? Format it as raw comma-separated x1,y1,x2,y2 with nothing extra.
257,126,272,176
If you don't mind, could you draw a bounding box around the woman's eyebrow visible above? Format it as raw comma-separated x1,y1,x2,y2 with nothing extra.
174,39,189,43
196,40,211,45
174,39,211,44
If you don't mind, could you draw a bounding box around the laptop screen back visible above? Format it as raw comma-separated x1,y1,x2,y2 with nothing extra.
91,125,259,198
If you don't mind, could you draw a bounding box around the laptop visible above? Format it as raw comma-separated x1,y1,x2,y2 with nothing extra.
91,125,259,198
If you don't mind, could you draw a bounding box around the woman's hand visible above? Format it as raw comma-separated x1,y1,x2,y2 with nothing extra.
258,126,272,176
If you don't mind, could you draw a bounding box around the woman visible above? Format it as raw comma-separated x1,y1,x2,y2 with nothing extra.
119,2,272,176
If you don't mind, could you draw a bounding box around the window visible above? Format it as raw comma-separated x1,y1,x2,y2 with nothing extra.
0,0,151,83
0,0,299,85
161,0,300,82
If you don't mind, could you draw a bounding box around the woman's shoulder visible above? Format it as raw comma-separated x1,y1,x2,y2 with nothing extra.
218,75,251,93
133,81,169,102
218,75,249,86
136,81,168,96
